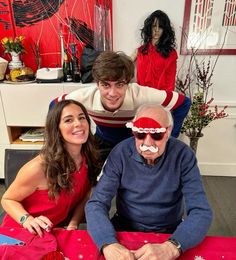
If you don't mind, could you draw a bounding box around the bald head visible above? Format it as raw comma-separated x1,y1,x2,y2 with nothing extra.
135,104,173,129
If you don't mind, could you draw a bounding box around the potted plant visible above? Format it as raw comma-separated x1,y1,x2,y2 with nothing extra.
176,50,228,153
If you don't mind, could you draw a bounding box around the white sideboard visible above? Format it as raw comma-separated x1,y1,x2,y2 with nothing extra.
0,83,236,178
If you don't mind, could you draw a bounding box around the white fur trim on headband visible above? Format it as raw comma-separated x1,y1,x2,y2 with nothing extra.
126,122,166,133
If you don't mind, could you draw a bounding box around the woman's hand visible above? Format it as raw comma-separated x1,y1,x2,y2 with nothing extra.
66,225,78,230
23,215,53,237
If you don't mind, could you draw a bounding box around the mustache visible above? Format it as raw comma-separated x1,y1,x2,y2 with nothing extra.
139,144,159,153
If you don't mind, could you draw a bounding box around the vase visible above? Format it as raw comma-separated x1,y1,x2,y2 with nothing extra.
8,51,23,70
187,133,204,154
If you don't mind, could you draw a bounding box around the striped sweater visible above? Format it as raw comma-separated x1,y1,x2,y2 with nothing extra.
51,83,186,144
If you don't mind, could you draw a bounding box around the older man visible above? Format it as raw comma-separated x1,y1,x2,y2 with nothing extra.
50,51,191,162
85,104,212,260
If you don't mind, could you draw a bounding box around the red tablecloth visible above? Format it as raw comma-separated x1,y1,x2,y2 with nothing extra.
54,229,236,260
0,227,236,259
0,227,57,259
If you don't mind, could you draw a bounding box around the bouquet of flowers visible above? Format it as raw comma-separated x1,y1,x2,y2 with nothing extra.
1,35,25,54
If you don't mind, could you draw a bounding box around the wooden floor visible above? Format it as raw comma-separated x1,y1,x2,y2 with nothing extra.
0,176,236,237
202,176,236,237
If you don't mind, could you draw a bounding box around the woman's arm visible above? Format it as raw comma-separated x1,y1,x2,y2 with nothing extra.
1,156,53,236
67,189,92,230
1,157,40,221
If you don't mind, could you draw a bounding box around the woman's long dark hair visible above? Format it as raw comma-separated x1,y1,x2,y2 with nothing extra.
140,10,176,57
41,99,101,199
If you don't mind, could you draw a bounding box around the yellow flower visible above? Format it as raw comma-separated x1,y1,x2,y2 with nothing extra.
1,37,9,44
18,35,24,42
1,35,25,54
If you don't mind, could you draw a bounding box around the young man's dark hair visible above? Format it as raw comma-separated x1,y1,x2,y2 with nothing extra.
92,51,134,83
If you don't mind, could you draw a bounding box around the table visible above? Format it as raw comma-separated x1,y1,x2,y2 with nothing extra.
0,227,236,259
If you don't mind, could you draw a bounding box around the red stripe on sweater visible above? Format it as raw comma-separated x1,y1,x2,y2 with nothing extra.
93,119,126,128
161,91,173,107
88,113,134,121
61,94,67,100
172,93,185,110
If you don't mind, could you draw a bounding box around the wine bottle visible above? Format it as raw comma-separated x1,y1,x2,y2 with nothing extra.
63,51,72,82
70,43,81,82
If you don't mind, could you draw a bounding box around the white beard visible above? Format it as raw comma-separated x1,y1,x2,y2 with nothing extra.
139,144,159,153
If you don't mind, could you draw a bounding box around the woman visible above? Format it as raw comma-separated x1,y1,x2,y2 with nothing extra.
1,100,101,237
132,10,177,91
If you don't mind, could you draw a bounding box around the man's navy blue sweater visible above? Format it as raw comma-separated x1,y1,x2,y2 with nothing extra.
85,137,212,252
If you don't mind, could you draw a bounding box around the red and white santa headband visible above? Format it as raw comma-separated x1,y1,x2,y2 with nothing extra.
126,117,166,133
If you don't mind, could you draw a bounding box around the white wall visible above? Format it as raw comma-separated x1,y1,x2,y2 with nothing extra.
112,0,236,102
112,0,236,176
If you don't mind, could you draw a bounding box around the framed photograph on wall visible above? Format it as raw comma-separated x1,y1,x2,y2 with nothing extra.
180,0,236,55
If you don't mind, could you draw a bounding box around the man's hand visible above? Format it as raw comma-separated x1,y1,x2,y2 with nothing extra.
134,241,180,260
102,243,136,260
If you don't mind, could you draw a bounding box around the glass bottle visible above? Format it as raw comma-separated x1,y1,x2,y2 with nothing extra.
70,43,81,82
63,51,72,82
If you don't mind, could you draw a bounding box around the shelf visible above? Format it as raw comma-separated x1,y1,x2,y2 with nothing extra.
8,126,44,145
11,139,44,145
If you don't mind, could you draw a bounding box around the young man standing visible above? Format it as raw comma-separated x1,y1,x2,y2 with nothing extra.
50,51,191,161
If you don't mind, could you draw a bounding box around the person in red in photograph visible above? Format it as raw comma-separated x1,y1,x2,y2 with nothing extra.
132,10,177,91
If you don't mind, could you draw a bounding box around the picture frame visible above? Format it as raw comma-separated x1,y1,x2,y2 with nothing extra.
180,0,236,55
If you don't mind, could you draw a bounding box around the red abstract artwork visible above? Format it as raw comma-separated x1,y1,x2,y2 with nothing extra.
0,0,112,71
